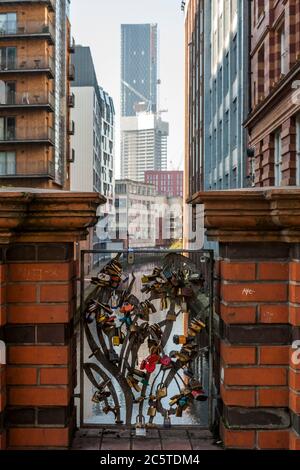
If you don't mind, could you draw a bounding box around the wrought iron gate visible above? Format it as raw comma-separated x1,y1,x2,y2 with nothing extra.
80,249,214,429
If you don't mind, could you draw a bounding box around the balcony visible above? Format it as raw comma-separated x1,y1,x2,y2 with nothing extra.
0,56,55,78
68,120,75,136
0,1,55,12
0,160,55,179
0,91,55,111
0,20,55,44
69,37,75,53
68,63,75,81
67,93,75,108
0,127,55,145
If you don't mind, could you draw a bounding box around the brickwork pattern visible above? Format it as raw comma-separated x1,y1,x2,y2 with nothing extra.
218,243,300,449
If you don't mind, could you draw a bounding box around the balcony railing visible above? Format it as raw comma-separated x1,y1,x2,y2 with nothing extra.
0,1,55,12
69,36,75,53
0,20,55,43
0,91,55,109
68,63,75,81
0,160,55,179
68,120,75,136
0,127,55,144
67,93,75,108
0,55,55,76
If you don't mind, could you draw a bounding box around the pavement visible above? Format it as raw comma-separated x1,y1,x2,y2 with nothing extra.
72,428,222,451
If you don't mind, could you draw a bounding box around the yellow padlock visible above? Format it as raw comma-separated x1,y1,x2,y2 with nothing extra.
112,336,120,346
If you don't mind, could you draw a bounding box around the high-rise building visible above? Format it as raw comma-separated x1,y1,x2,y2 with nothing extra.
145,170,183,197
0,0,74,189
121,112,168,181
184,0,249,200
245,0,300,187
70,45,115,265
121,23,158,117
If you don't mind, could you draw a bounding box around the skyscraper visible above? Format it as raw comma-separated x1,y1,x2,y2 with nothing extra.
120,23,168,181
121,24,158,117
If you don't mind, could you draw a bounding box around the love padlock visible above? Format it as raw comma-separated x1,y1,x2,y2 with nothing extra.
173,335,187,345
156,383,167,399
147,405,157,417
160,355,172,366
135,415,146,437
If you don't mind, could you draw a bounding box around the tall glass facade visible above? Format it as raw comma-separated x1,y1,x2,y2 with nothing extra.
121,24,158,117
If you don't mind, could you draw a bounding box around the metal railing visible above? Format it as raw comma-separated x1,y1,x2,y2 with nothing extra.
0,91,55,108
0,127,55,143
0,159,55,178
0,56,54,74
0,20,55,40
67,93,75,107
68,63,75,80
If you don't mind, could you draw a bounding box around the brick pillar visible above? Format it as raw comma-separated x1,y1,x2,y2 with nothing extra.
289,252,300,449
0,190,103,449
0,260,7,450
191,187,300,450
281,117,296,186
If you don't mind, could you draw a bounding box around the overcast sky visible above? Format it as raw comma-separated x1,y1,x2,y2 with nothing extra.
71,0,185,178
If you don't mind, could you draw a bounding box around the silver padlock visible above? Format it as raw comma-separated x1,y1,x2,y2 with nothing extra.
135,414,146,437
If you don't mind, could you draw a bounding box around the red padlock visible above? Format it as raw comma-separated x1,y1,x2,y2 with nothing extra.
120,303,134,314
145,361,156,374
140,359,147,370
148,353,160,365
160,355,172,366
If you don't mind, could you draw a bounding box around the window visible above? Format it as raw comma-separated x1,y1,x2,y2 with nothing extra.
0,116,15,140
231,99,237,149
257,44,265,101
257,0,264,20
0,81,16,104
0,13,17,34
274,131,282,186
296,116,300,185
0,47,16,70
231,35,237,80
0,151,16,175
280,25,287,75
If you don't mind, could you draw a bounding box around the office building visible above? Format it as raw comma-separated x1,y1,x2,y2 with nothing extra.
185,0,249,201
121,23,158,117
0,0,74,188
245,0,300,187
115,179,157,249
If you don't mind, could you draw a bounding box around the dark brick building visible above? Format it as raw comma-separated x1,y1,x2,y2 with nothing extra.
145,170,183,197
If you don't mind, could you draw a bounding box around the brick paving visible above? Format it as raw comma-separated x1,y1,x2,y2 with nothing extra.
72,428,222,451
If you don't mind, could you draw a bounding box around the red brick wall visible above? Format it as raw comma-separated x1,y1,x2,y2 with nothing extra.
0,261,7,450
217,242,300,449
1,243,77,449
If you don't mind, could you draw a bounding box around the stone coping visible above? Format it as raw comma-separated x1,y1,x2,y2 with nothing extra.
190,188,300,242
0,190,105,244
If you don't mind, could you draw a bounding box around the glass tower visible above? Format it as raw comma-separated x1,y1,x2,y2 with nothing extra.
121,24,158,117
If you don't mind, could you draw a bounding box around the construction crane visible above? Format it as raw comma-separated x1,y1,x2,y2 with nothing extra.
121,79,152,112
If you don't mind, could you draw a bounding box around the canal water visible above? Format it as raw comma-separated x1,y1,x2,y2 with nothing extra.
77,259,210,428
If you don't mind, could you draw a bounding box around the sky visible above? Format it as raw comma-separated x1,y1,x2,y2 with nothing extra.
70,0,185,178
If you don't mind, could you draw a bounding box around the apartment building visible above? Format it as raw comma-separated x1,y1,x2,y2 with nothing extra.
245,0,300,187
0,0,74,188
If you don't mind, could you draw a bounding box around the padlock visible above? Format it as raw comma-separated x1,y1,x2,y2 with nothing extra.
183,368,194,378
166,311,177,321
140,359,147,370
109,349,119,363
160,355,172,366
142,275,149,284
112,335,120,346
164,413,171,429
135,415,146,437
176,406,183,417
192,390,208,401
173,335,187,345
187,328,197,337
178,396,189,407
156,383,167,399
96,313,107,324
169,394,180,406
147,405,157,417
160,297,168,310
145,361,156,374
130,323,138,333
